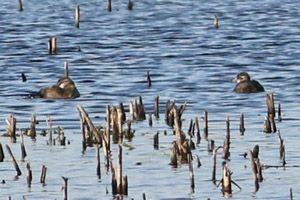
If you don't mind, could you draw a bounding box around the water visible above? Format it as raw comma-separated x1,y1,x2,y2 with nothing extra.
0,0,300,199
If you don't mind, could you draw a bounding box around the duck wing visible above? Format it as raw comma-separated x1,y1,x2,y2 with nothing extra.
37,85,65,99
250,80,265,92
234,81,264,93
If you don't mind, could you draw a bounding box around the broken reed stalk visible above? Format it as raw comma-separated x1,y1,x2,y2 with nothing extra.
111,162,117,195
266,93,277,133
203,110,208,139
270,117,277,133
194,154,201,168
117,107,123,136
118,145,123,195
188,119,193,137
147,71,151,87
248,150,259,192
48,37,57,54
64,61,69,77
111,107,119,142
256,158,263,182
223,139,230,160
59,128,66,146
129,101,136,120
111,107,118,135
103,105,111,170
165,100,174,127
96,144,101,179
75,5,80,28
125,120,134,140
18,0,23,11
263,116,272,133
278,133,286,165
0,142,4,162
189,138,195,150
148,113,153,127
46,115,53,145
223,116,230,159
112,145,128,195
27,161,32,188
6,145,22,176
253,145,259,159
266,93,275,118
77,105,102,144
154,96,159,119
6,114,17,143
153,132,159,149
214,15,219,29
194,117,201,144
172,107,189,164
208,139,215,153
240,112,245,135
128,0,133,10
119,102,126,122
20,133,27,161
62,176,68,200
278,104,282,122
188,154,195,194
40,165,47,185
226,116,230,140
135,96,146,120
251,145,263,182
78,108,87,153
107,0,112,12
179,102,187,117
170,142,178,168
21,72,27,82
212,147,220,184
30,113,37,139
222,164,232,196
122,175,128,195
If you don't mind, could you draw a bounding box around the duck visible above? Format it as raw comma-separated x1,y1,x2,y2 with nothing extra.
32,62,80,99
232,72,264,93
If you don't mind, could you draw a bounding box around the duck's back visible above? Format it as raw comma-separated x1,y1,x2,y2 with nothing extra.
234,80,264,93
38,85,65,99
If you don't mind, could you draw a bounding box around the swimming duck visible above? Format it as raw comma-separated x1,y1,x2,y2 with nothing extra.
36,77,80,99
32,62,80,99
232,72,264,93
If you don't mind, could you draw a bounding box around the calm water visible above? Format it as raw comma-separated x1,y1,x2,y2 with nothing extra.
0,0,300,199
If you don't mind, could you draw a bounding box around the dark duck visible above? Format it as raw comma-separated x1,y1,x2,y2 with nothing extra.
33,62,80,99
232,72,264,93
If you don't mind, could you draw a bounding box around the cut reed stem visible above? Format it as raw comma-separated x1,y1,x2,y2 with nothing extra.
6,145,22,176
75,5,80,29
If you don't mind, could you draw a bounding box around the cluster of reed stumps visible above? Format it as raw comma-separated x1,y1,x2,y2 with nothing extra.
0,90,297,199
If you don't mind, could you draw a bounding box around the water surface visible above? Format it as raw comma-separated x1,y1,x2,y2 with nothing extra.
0,0,300,199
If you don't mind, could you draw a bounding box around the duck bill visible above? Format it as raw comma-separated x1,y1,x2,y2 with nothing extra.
232,77,238,82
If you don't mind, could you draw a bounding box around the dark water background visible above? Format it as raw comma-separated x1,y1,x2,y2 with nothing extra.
0,0,300,199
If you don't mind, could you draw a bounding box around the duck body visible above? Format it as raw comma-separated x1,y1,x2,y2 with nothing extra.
35,77,80,99
233,72,264,93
